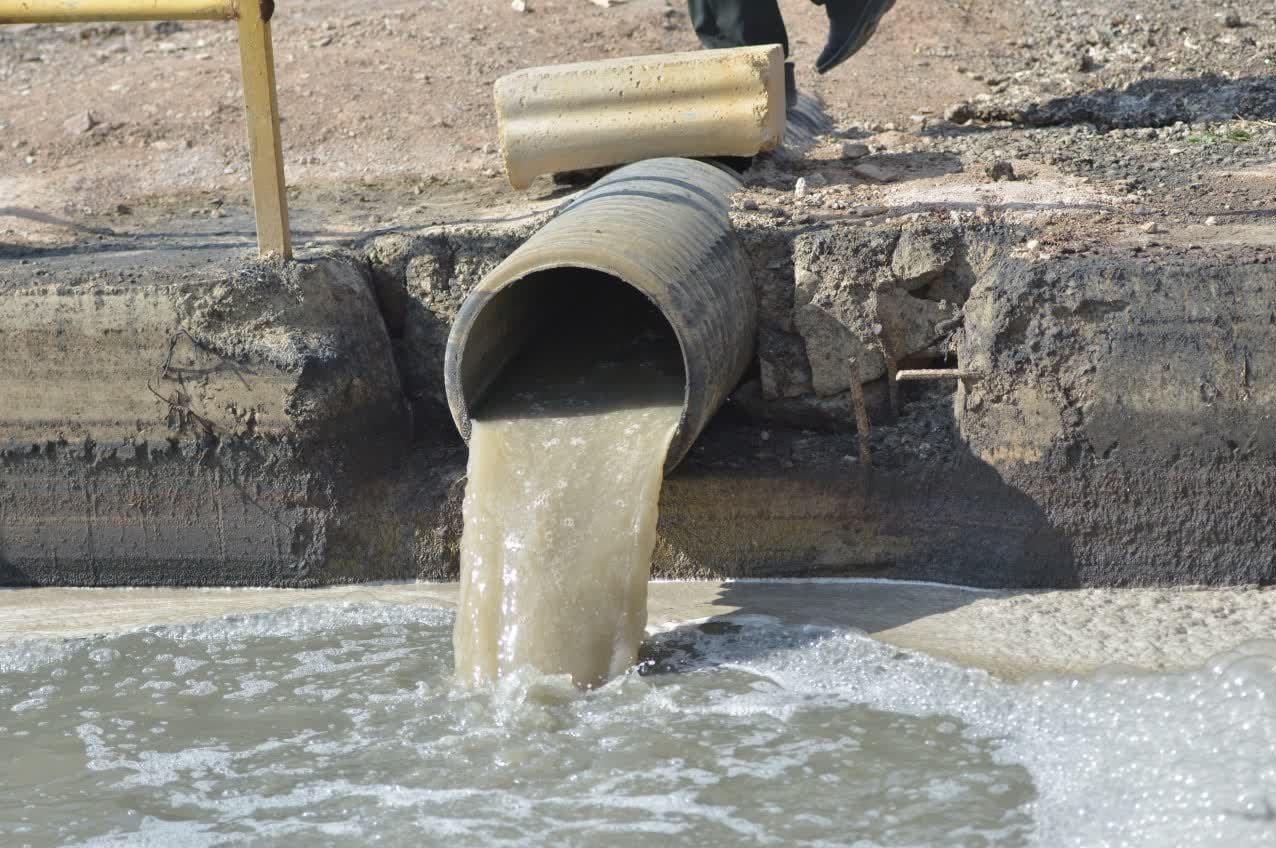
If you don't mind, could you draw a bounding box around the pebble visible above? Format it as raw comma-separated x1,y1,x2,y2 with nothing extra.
1204,216,1218,226
852,162,898,183
1141,222,1164,234
987,160,1017,181
839,142,870,159
62,112,97,136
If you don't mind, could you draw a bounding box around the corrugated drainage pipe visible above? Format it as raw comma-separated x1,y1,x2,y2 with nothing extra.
443,157,757,472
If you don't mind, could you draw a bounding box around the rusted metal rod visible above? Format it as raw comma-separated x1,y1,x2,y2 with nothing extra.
874,327,900,420
848,357,872,467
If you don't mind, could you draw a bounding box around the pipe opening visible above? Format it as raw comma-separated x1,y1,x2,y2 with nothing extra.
444,158,756,472
456,268,688,436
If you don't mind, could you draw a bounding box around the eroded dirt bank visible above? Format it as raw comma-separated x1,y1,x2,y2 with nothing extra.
3,0,1276,586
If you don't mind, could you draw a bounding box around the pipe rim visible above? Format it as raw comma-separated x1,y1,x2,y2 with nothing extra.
445,256,699,472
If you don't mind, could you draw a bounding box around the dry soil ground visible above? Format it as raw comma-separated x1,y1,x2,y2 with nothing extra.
0,0,1015,247
2,0,1274,268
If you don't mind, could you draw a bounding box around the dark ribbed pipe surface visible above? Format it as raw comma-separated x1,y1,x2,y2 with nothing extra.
443,157,757,472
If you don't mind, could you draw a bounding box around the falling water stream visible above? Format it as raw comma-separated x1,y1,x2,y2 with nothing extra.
453,284,684,688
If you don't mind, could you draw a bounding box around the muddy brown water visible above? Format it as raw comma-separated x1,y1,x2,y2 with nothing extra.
453,283,685,688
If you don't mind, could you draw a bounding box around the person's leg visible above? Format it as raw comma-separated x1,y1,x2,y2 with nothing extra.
812,0,897,74
686,0,789,57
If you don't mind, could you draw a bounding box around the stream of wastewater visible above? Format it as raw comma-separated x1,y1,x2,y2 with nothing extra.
453,284,683,688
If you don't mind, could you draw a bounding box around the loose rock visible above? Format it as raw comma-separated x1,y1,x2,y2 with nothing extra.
987,160,1017,182
839,142,870,159
852,162,899,183
62,111,97,136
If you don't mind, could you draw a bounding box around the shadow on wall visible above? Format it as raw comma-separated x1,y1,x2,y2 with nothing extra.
641,384,1079,671
654,380,1078,590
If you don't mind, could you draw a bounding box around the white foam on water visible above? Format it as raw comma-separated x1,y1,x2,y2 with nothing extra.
0,601,1271,846
661,617,1276,848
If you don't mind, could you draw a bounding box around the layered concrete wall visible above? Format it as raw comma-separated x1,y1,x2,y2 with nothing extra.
3,213,1274,587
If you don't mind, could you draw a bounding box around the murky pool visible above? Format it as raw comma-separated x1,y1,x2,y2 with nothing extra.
1,602,1273,847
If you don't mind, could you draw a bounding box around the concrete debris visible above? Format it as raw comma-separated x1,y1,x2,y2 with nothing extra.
495,46,784,188
1141,221,1164,234
788,224,966,393
892,225,958,290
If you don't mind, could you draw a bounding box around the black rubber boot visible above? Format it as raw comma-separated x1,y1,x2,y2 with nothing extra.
815,0,896,74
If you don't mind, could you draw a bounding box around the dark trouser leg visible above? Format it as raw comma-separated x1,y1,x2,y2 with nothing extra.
686,0,790,57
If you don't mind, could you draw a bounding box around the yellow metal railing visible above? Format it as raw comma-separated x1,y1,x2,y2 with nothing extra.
0,0,292,258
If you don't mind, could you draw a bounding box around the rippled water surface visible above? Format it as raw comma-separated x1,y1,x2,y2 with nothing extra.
1,603,1273,847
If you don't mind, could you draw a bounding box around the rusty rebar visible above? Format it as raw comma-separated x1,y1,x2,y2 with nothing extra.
875,327,900,420
848,357,872,467
895,368,971,381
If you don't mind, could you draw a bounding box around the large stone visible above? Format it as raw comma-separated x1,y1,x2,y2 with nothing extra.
364,220,540,433
757,327,812,399
891,223,959,290
957,250,1276,585
0,250,455,587
791,225,961,394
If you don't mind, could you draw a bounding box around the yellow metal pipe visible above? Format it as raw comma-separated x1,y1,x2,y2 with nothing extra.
0,0,292,259
236,0,290,258
0,0,237,24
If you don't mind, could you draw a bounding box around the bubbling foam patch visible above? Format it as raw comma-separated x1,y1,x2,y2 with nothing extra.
649,617,1276,847
0,602,1271,847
